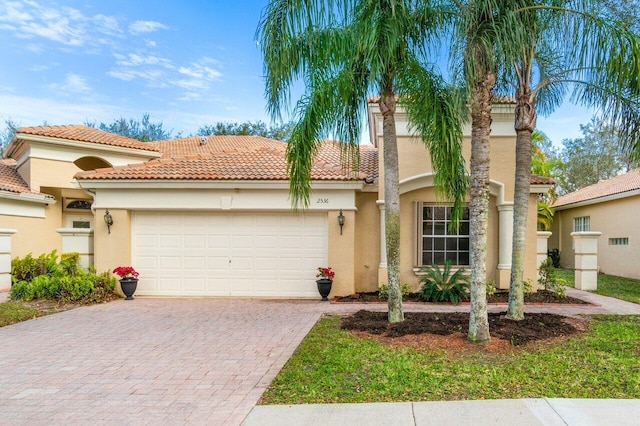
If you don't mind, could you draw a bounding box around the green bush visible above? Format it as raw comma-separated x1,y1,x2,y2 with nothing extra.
10,251,118,302
418,260,470,305
378,283,412,299
538,257,567,298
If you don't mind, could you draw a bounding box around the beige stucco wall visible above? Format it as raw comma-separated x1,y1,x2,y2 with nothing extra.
524,194,539,285
354,192,380,292
29,158,83,192
328,209,356,297
2,210,61,258
93,208,132,276
551,195,640,279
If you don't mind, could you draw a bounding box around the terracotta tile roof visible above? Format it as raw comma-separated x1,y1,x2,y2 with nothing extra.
76,138,379,183
15,125,159,152
554,169,640,208
530,175,554,185
0,159,37,194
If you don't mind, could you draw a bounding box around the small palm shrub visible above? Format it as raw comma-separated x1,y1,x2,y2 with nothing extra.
418,260,470,305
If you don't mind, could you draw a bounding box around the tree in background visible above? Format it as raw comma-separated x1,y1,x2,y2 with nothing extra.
531,130,562,230
258,0,468,324
500,0,640,320
0,119,19,156
86,113,178,142
197,120,294,141
555,117,640,194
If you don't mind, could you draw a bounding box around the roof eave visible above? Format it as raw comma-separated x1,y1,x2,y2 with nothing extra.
554,188,640,211
13,134,162,158
75,179,368,191
0,190,56,205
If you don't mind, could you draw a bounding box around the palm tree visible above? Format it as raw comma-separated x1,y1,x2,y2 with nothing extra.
502,0,640,319
257,0,468,323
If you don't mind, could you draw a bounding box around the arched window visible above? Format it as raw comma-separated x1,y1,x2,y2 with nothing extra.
65,199,92,211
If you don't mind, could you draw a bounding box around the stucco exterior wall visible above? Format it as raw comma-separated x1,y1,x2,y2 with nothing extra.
2,190,63,257
551,195,640,279
93,208,132,276
524,194,539,285
28,158,83,192
354,192,380,292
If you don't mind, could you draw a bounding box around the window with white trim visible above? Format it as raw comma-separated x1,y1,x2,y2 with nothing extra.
574,216,590,232
609,237,629,246
416,203,470,266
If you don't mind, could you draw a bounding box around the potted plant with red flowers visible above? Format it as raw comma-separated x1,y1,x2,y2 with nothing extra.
315,267,335,301
113,266,139,300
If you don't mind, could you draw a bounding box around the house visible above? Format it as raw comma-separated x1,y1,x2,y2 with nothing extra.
550,169,640,279
0,101,551,297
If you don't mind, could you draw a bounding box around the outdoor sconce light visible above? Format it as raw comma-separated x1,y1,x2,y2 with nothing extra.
104,209,113,234
337,209,345,235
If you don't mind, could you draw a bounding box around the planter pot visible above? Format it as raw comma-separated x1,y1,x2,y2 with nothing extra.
119,278,139,300
316,279,333,301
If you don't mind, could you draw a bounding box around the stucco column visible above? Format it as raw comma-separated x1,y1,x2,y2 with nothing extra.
327,209,356,297
56,228,94,269
537,231,552,284
496,204,514,289
571,231,602,290
376,200,387,285
0,229,17,291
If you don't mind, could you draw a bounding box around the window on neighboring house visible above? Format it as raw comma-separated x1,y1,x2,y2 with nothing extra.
574,216,590,232
416,203,470,266
609,237,629,246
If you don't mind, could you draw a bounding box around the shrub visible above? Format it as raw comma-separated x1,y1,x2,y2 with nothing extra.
10,251,118,303
378,283,412,299
486,279,497,298
11,251,58,282
418,260,469,305
538,257,567,298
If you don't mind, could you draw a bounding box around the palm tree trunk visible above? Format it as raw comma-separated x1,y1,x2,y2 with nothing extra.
380,88,404,324
468,72,495,343
507,87,536,320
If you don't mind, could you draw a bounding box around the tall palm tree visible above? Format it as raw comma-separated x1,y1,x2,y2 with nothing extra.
257,0,468,323
501,0,640,319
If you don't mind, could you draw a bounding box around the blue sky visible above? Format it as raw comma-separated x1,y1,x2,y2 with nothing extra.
0,0,593,144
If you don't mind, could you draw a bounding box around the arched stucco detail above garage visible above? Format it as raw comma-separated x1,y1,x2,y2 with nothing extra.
74,156,112,171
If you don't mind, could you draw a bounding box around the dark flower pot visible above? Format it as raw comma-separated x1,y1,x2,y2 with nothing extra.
120,278,139,300
316,279,333,301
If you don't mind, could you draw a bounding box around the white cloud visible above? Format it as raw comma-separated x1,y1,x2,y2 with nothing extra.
128,20,168,35
49,74,91,94
115,53,173,68
108,68,167,84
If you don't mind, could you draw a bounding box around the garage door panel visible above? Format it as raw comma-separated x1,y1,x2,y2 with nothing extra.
133,212,327,297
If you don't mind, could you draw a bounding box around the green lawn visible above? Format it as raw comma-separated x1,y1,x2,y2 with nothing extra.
555,269,640,304
0,302,41,327
261,315,640,404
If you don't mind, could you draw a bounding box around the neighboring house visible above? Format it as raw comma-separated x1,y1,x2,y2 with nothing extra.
550,169,640,279
0,101,551,297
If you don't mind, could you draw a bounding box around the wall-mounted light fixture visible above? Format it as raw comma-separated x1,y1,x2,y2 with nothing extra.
337,209,345,235
104,209,113,234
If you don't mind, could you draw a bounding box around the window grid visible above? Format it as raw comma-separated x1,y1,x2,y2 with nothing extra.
419,205,470,266
609,237,629,246
574,216,590,232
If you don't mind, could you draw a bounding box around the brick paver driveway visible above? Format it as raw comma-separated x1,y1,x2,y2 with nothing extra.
0,298,328,424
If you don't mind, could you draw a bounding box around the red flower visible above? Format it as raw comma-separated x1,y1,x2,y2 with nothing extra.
316,267,335,280
113,266,139,279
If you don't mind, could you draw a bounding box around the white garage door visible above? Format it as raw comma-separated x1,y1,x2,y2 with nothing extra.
132,211,328,297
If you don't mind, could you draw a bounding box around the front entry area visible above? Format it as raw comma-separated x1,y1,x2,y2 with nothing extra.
132,211,328,297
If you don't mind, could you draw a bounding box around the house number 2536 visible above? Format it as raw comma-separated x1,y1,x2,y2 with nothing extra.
316,198,329,204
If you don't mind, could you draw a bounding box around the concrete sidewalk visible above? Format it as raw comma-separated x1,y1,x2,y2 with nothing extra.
243,398,640,425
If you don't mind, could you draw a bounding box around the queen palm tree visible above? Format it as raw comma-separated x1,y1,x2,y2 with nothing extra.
257,0,468,324
500,0,640,319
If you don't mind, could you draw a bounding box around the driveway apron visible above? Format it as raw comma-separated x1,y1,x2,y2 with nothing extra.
0,298,324,425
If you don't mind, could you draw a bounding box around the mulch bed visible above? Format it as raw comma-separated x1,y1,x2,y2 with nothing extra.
334,290,590,305
341,310,589,349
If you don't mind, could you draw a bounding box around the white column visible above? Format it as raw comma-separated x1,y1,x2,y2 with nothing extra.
0,229,17,291
496,204,514,289
56,228,94,269
537,231,552,283
571,231,602,290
